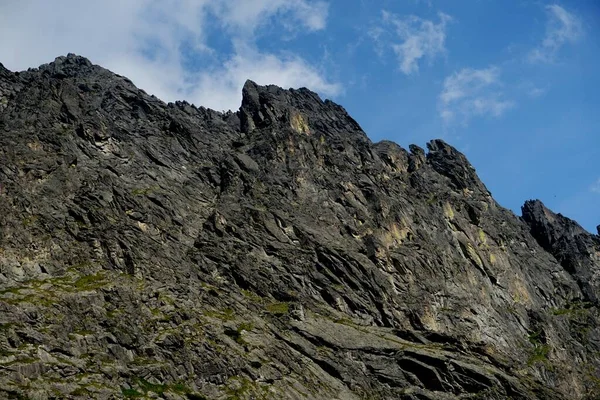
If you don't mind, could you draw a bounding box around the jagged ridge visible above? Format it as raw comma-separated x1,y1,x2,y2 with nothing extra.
0,54,599,399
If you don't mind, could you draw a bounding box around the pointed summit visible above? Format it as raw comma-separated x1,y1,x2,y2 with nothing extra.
522,199,600,303
39,53,96,78
426,139,489,194
241,79,261,112
239,79,365,142
522,199,588,248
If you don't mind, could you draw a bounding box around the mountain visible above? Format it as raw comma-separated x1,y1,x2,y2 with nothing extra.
1,54,599,399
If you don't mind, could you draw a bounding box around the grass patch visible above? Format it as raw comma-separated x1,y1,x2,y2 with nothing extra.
204,308,235,321
241,289,264,304
527,329,544,346
171,383,193,394
0,287,22,296
137,378,168,395
265,302,289,315
527,344,550,366
550,301,591,316
74,272,106,290
527,329,552,369
2,357,37,367
526,329,552,367
332,317,356,327
22,215,39,227
121,387,143,398
238,322,254,333
0,270,111,308
122,378,201,398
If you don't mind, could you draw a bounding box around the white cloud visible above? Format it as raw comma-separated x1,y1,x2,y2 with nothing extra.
0,0,334,111
188,46,341,111
529,4,583,63
381,11,451,75
439,67,514,125
211,0,328,34
591,179,600,194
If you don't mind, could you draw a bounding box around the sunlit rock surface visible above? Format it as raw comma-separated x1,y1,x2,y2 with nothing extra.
0,54,599,399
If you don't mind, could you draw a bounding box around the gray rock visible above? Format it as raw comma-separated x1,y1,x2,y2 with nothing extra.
0,53,598,399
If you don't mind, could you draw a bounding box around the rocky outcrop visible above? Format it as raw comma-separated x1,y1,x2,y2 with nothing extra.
522,200,600,305
0,54,599,399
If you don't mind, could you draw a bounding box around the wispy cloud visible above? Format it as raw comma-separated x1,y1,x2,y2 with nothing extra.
378,11,451,75
187,45,341,111
591,179,600,194
528,86,547,98
439,67,514,125
0,0,335,111
517,81,548,99
529,4,583,63
212,0,329,34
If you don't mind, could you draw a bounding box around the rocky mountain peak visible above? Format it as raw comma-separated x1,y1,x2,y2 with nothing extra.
522,199,588,248
522,199,600,304
240,79,364,139
1,55,599,399
426,139,489,194
38,53,96,78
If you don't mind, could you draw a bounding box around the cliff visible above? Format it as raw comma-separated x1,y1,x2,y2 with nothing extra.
1,54,599,399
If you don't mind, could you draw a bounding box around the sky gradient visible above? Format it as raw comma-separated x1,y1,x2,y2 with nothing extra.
1,0,598,232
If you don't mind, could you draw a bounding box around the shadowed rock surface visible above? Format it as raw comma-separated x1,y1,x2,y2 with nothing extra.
1,54,599,399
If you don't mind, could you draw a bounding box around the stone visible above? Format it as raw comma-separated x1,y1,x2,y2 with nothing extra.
0,54,598,399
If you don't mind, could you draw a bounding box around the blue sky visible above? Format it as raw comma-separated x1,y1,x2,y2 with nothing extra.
1,0,598,232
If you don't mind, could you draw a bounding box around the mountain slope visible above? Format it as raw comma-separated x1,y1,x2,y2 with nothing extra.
1,54,599,399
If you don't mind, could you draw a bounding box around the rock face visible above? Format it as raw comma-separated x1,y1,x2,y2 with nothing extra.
522,200,600,306
0,54,599,399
